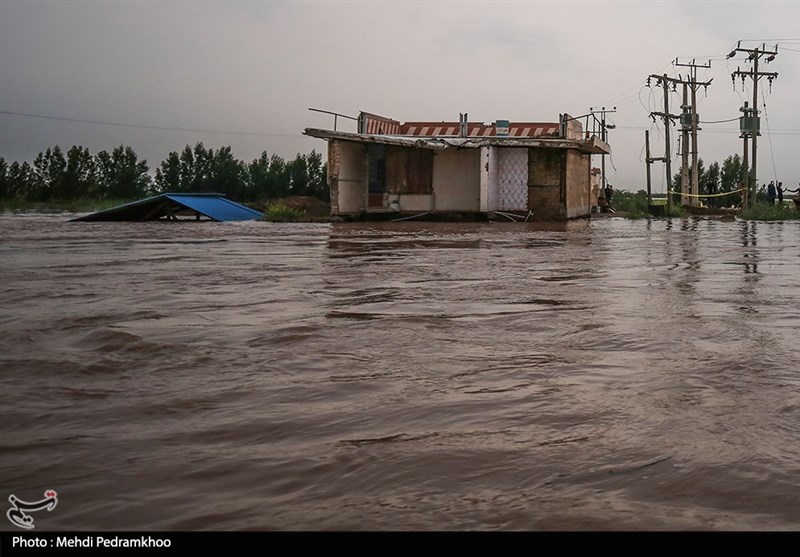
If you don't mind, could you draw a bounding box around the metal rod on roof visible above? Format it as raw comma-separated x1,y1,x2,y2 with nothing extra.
308,108,358,131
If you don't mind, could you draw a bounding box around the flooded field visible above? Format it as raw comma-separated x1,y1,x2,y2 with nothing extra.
1,213,798,530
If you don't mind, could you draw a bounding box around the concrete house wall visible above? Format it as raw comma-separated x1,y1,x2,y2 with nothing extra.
432,149,481,211
330,140,366,214
479,146,499,212
564,150,591,219
528,148,564,219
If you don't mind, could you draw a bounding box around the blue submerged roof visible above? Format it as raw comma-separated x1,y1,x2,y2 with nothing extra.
70,193,262,222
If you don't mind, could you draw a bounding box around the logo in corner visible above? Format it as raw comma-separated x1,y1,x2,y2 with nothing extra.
7,490,58,529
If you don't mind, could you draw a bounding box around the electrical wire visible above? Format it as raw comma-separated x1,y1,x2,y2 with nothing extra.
598,61,672,107
0,110,301,138
738,38,800,43
761,89,778,186
700,116,741,124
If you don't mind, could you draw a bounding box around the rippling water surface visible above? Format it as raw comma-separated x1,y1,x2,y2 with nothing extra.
1,213,798,530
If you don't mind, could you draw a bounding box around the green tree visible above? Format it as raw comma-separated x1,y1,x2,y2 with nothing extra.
171,143,216,192
0,157,7,199
704,162,721,207
209,146,247,199
5,161,39,200
306,150,329,201
248,151,271,200
720,154,744,207
179,145,196,192
58,146,96,200
287,153,308,196
32,146,66,201
266,154,289,198
154,151,181,193
672,159,709,206
95,145,150,199
190,143,214,192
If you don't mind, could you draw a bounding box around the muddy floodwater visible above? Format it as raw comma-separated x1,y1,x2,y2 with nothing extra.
1,213,798,531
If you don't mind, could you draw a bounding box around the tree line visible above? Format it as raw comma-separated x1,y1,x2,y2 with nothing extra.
670,153,760,208
0,143,328,203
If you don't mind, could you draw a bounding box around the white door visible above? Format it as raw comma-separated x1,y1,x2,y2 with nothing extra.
497,148,528,211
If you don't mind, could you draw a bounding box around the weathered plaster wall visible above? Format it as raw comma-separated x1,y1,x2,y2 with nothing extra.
432,149,481,211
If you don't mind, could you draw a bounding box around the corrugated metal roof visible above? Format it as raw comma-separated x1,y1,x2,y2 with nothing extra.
70,193,262,222
163,194,262,221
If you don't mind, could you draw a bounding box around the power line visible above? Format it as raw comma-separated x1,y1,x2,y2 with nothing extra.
700,116,740,124
762,89,778,186
614,125,798,134
597,61,672,107
0,110,301,138
737,38,800,42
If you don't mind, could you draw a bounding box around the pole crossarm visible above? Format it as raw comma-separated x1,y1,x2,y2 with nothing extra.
650,111,680,121
674,58,712,69
649,74,682,85
731,70,778,80
727,42,778,58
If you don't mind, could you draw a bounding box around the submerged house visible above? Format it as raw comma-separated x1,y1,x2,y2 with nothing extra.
304,111,610,221
70,193,262,222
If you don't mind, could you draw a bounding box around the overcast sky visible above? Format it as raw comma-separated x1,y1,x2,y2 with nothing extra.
1,0,798,193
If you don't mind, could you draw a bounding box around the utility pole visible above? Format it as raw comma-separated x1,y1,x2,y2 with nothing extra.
741,102,751,209
680,82,690,206
645,130,652,206
645,130,666,208
675,59,712,207
648,74,681,213
729,42,778,205
588,107,616,191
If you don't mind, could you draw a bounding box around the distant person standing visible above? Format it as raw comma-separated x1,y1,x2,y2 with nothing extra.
776,182,784,205
604,184,614,205
767,180,777,205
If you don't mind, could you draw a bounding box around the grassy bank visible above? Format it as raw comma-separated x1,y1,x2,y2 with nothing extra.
625,204,690,219
615,190,800,221
739,203,800,221
612,191,686,218
261,196,331,222
263,202,308,222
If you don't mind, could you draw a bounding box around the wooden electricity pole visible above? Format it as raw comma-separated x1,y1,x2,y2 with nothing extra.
588,107,616,191
729,42,778,205
680,83,690,206
741,102,751,209
645,130,652,206
675,59,712,207
645,130,665,208
649,74,681,213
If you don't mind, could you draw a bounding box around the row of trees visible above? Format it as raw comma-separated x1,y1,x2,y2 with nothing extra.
669,153,778,208
0,143,328,203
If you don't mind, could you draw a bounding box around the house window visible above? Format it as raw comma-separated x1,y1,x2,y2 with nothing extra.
368,144,387,194
367,144,387,207
385,147,433,195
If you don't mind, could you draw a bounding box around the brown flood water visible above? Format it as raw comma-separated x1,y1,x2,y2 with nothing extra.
1,213,798,531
